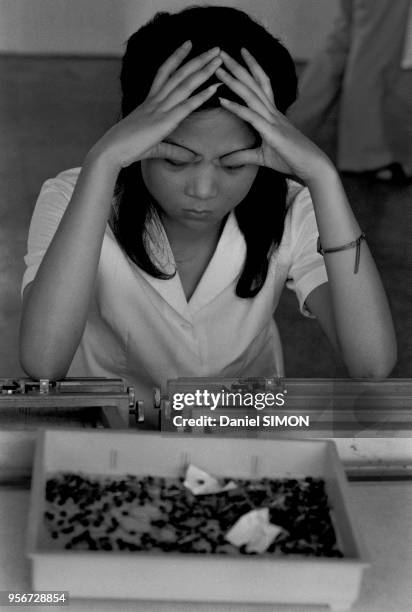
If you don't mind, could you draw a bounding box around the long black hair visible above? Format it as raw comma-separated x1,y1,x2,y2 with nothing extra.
110,5,298,297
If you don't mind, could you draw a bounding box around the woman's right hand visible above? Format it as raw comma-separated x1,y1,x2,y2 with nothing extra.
92,41,222,170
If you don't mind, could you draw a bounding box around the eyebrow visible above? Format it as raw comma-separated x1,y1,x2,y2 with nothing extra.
163,138,254,160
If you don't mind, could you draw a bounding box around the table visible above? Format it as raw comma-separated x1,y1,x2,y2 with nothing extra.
0,481,411,612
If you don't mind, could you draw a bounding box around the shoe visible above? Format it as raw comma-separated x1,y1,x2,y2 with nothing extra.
367,162,411,185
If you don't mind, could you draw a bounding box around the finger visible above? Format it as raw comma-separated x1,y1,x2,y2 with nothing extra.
240,48,275,105
155,47,221,102
215,67,274,122
168,83,222,123
149,40,192,96
160,59,222,111
142,141,197,162
219,50,274,113
219,96,273,136
220,148,262,167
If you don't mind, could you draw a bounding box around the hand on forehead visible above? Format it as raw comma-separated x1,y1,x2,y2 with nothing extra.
160,107,259,161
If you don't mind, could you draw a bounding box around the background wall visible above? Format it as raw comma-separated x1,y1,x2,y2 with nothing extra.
0,0,339,60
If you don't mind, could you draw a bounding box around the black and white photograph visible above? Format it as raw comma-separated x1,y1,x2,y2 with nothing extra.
0,1,411,610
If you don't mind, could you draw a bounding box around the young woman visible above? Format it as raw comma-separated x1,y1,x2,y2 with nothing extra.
20,6,396,427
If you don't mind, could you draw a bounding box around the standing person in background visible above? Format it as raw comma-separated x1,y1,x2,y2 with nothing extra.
288,0,412,184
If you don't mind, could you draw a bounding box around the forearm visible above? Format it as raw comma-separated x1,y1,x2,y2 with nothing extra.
20,150,119,379
307,165,397,378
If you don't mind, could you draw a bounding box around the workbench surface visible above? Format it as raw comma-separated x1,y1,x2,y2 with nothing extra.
0,481,410,612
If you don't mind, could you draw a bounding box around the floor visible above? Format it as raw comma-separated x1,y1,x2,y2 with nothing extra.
0,55,411,379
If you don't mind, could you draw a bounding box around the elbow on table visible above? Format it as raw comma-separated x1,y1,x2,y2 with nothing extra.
346,343,397,381
19,358,69,382
20,359,69,382
19,315,75,381
19,343,70,382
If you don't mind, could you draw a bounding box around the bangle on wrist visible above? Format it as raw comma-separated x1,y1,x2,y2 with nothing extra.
317,232,366,274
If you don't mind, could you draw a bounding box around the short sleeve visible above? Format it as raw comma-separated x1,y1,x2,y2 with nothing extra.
21,168,81,297
284,183,328,318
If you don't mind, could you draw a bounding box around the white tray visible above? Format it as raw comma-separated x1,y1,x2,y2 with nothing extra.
26,430,369,611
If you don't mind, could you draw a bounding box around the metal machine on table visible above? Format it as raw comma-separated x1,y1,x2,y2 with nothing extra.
1,376,411,434
0,378,141,429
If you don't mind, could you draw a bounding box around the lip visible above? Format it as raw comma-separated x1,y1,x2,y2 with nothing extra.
182,209,213,218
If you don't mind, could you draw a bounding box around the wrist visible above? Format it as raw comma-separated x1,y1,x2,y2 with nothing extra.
86,141,123,178
305,157,339,190
79,147,122,205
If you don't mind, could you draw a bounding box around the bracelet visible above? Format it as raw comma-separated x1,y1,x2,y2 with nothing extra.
317,232,366,274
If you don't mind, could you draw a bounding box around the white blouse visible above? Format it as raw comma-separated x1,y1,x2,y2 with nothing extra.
22,168,328,424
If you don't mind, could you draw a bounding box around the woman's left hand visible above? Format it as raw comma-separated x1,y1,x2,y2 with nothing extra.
216,49,332,184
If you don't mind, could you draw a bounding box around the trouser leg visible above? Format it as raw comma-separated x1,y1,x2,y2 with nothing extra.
287,0,353,137
337,0,410,170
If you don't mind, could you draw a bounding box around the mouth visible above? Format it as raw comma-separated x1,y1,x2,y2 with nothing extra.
182,208,213,218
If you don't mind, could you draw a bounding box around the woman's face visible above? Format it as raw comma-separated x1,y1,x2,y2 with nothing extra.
141,109,259,232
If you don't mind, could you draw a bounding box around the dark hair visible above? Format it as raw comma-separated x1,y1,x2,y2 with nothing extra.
110,5,298,297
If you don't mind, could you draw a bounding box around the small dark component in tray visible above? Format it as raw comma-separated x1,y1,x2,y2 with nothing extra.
43,472,343,557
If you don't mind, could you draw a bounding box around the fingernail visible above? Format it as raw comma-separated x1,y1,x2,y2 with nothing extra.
209,46,220,54
219,97,230,104
182,40,192,48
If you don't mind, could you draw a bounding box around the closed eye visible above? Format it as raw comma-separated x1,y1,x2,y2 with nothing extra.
164,159,189,167
222,164,246,171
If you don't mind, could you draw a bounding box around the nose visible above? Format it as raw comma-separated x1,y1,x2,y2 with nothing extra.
184,165,219,200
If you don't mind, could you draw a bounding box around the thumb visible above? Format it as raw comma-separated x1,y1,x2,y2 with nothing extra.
142,141,196,162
